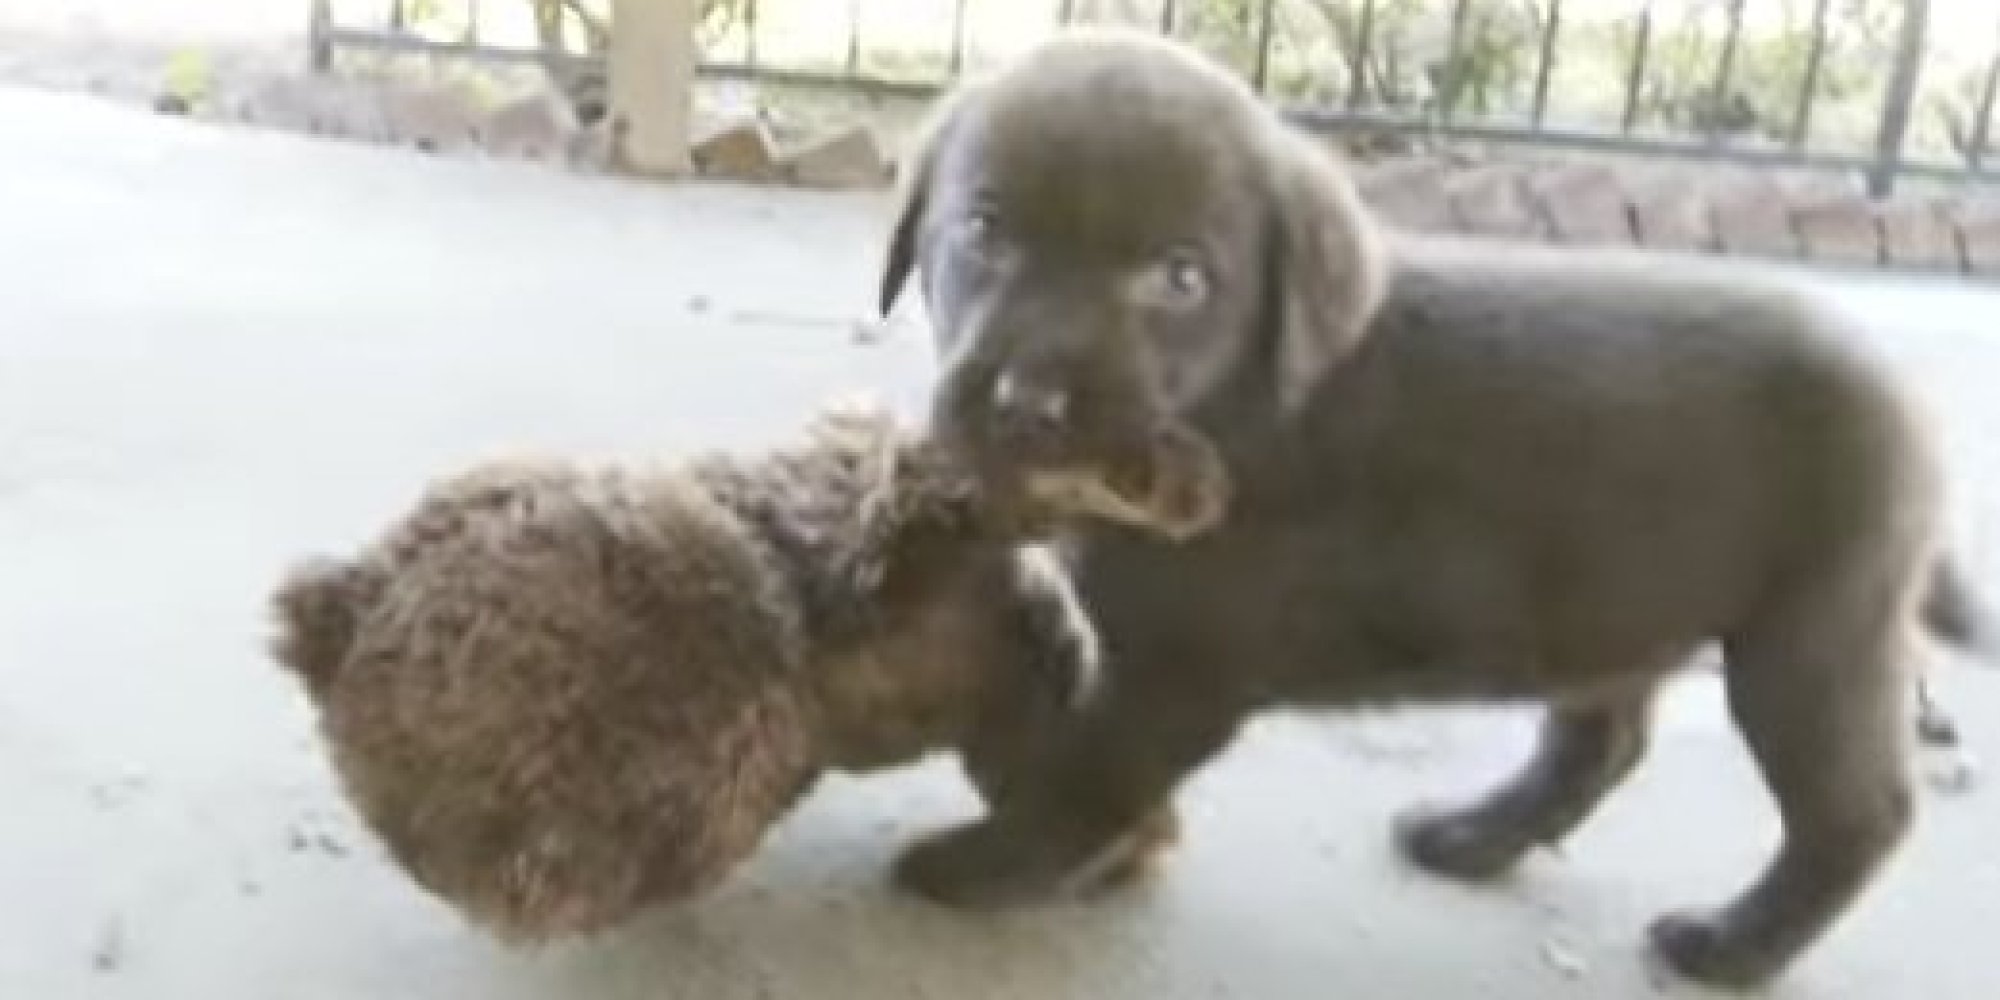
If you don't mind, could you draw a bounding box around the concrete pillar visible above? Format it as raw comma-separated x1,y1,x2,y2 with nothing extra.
608,0,698,178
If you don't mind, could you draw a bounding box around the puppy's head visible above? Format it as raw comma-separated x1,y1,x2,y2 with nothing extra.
878,29,1385,533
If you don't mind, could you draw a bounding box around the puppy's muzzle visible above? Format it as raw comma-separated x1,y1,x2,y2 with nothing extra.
991,371,1072,451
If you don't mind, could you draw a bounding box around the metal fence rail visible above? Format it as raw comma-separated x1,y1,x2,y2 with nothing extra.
311,0,2000,197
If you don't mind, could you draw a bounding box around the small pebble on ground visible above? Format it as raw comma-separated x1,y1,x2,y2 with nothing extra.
91,917,125,973
1539,937,1588,980
1926,750,1981,795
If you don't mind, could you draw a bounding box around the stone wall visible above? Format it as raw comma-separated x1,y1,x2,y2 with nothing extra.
1349,155,2000,279
2,26,1992,280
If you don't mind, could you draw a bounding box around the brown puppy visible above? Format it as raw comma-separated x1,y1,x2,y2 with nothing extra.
268,398,1211,944
876,28,1991,988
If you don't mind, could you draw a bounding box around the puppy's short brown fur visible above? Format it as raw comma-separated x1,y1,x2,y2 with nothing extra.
878,28,1992,988
269,400,1205,944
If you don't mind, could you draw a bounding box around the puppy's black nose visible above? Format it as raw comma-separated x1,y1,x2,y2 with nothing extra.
991,371,1070,443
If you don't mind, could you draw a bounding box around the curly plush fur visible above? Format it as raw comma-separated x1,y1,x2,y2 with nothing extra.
269,401,1141,944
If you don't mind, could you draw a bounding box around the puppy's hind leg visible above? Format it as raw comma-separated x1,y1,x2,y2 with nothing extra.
1650,604,1916,988
1396,684,1658,880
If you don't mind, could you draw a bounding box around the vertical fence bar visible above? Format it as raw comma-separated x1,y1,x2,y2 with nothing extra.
1871,0,1932,197
1252,0,1278,93
844,0,862,77
1705,0,1746,141
1621,0,1653,133
1531,0,1564,128
534,0,562,53
1790,0,1833,151
1058,0,1077,26
744,0,760,69
1348,0,1377,111
308,0,333,73
1969,21,2000,169
949,0,970,75
1440,0,1473,122
1160,0,1180,35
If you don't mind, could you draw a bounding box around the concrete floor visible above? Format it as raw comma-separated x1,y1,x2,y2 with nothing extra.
2,85,1997,1000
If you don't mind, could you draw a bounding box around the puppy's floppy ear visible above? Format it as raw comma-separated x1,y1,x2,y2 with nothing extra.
877,83,981,318
1265,128,1388,413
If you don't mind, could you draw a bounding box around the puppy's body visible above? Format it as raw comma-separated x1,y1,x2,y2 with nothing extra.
878,29,1987,988
271,407,1120,943
1153,242,1932,703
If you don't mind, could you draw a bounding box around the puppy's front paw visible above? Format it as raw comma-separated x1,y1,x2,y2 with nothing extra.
892,821,1081,909
1648,909,1786,989
1393,803,1534,880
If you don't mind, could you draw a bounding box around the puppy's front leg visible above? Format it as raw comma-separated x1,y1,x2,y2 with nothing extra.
902,673,1239,909
957,724,1183,899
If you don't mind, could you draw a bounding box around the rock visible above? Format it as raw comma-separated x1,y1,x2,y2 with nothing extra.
692,117,784,183
1791,193,1881,268
231,75,392,144
1355,158,1458,234
1878,198,1962,272
1624,170,1716,252
1445,164,1549,241
783,125,892,190
1524,163,1634,246
378,85,482,155
151,93,191,117
481,93,579,165
1708,174,1801,258
545,62,607,126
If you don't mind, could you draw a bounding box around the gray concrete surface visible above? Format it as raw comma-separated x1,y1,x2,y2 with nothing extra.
2,85,1997,1000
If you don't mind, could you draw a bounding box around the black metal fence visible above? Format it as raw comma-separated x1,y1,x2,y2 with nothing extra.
310,0,2000,197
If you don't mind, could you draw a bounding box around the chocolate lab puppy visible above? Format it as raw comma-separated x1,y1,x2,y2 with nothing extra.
875,28,1992,988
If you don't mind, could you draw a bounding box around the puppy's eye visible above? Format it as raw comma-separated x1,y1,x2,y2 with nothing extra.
1128,252,1211,313
956,207,999,250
